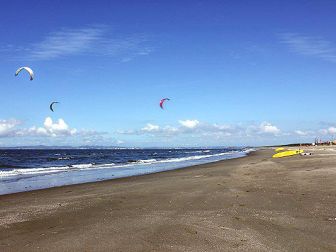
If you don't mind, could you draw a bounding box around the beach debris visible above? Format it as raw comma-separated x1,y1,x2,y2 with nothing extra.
159,98,170,109
15,67,34,80
220,226,231,230
49,101,60,112
300,152,312,156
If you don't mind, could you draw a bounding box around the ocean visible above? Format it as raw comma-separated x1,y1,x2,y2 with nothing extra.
0,147,252,195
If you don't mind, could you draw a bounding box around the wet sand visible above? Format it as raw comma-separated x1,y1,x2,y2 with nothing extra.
0,148,335,251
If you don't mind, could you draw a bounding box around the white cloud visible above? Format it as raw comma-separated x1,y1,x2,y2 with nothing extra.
328,127,336,134
295,130,308,136
279,33,336,62
320,127,336,135
162,126,179,134
116,129,136,135
317,126,336,136
291,125,336,138
0,117,105,141
259,122,280,134
29,26,104,60
179,120,200,129
319,129,328,135
116,140,124,144
118,123,179,137
17,117,77,137
3,25,152,61
0,119,21,137
118,120,282,140
142,123,160,132
40,117,77,136
294,129,318,137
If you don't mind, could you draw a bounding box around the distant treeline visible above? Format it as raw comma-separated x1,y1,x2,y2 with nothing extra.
265,143,312,147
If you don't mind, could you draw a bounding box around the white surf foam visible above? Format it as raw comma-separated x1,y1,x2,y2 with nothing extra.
0,150,248,179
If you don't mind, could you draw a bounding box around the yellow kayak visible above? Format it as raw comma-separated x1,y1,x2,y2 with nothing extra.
272,150,303,158
275,147,286,152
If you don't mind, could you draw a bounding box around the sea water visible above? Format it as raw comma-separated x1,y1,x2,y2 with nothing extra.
0,147,253,195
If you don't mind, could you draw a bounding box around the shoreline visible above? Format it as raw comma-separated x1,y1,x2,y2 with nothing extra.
1,148,335,251
0,149,252,196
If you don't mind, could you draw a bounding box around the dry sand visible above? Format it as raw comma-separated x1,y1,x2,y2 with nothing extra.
0,148,335,251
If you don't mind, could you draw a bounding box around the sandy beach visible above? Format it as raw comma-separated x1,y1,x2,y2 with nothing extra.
0,148,335,251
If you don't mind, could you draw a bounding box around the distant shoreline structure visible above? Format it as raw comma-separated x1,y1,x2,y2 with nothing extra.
266,141,336,147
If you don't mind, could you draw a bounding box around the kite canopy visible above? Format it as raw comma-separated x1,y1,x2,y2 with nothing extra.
160,98,170,109
50,102,59,112
15,67,34,81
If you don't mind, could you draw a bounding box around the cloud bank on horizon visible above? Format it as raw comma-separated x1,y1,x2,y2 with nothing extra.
1,115,335,146
117,119,336,145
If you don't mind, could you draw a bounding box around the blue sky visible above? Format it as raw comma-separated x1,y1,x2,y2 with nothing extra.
1,0,336,147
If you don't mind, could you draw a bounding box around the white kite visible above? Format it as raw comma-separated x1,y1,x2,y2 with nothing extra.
15,67,34,81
